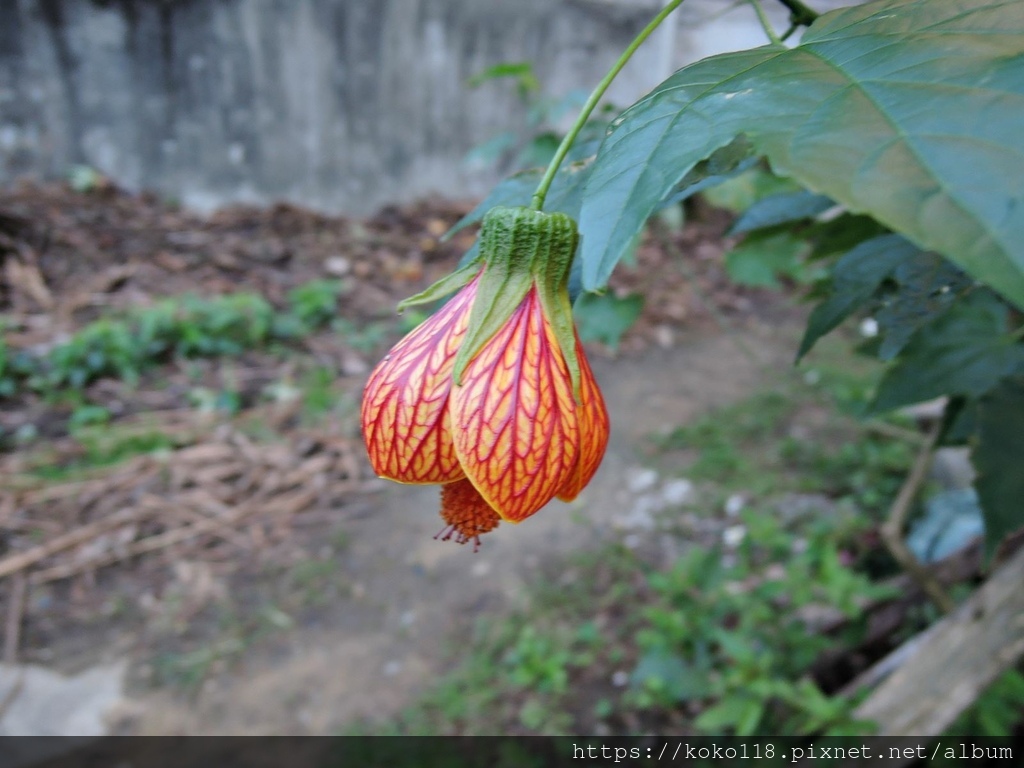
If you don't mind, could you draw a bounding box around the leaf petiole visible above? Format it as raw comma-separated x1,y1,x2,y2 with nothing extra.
748,0,783,46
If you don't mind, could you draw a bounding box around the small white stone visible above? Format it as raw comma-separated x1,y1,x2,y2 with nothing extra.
723,580,745,595
471,560,491,577
722,525,746,548
611,670,629,687
340,352,369,376
724,494,745,516
803,368,821,385
654,325,675,349
615,496,659,531
382,660,403,677
627,468,659,493
661,479,694,506
399,610,417,628
860,317,879,337
325,256,351,276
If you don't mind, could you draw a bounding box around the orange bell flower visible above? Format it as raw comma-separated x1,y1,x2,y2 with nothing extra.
361,207,609,548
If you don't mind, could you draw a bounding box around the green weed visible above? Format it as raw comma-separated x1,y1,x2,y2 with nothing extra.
0,280,356,402
30,427,176,481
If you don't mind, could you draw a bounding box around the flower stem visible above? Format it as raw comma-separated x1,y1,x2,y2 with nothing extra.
530,0,688,212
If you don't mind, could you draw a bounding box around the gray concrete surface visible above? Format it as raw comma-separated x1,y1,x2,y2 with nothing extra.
0,0,852,214
0,661,126,736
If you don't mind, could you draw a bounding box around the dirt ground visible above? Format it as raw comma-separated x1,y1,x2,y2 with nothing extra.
122,320,801,735
0,180,804,735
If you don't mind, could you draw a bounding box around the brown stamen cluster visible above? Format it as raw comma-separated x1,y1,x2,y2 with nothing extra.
436,480,501,551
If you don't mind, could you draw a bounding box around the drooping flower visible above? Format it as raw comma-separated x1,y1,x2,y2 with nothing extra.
361,206,609,547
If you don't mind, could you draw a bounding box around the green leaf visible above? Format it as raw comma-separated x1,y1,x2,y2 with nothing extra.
659,136,758,209
875,254,976,360
702,164,801,214
735,699,767,737
467,61,539,95
516,132,561,169
573,292,643,351
724,231,808,288
869,291,1024,413
579,0,1024,308
938,395,978,446
972,376,1024,558
630,649,711,702
798,235,922,360
729,191,834,235
464,131,518,167
804,214,889,262
694,697,751,733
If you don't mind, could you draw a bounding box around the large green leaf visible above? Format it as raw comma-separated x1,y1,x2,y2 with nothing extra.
798,234,921,359
972,376,1024,558
579,0,1024,307
573,291,644,351
724,231,809,288
869,291,1024,413
874,253,975,360
729,190,834,235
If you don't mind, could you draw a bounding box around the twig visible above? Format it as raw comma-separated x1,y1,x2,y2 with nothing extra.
0,575,28,734
864,420,928,445
879,422,956,614
803,537,983,635
29,501,264,585
0,507,146,581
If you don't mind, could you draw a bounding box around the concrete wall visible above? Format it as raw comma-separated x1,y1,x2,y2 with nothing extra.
0,0,848,214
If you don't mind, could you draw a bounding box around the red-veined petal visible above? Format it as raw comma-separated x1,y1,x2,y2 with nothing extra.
449,288,580,522
557,338,610,501
360,279,477,483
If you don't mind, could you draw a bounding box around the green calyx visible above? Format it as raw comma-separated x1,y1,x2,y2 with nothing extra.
397,258,482,311
452,206,583,401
